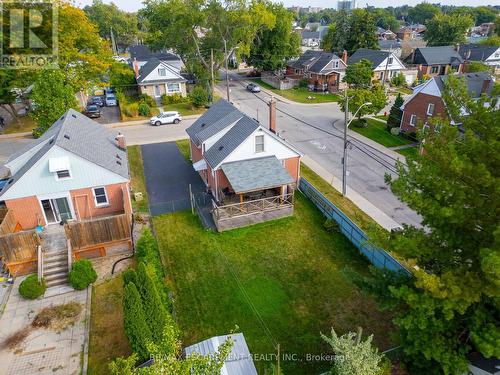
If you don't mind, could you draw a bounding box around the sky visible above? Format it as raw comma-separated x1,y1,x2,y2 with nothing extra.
76,0,500,13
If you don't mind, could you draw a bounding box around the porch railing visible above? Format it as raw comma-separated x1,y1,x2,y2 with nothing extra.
37,245,43,282
212,193,294,220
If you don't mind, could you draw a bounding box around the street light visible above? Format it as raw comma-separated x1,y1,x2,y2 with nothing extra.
342,91,372,196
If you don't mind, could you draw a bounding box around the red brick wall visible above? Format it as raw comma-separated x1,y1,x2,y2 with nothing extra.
190,139,202,163
284,156,300,182
5,196,45,229
418,64,464,78
308,73,339,91
400,92,448,133
71,183,127,220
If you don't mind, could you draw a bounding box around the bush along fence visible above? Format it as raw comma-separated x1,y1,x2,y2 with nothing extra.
298,177,411,277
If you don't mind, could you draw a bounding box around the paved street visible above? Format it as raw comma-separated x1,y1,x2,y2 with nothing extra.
218,75,421,227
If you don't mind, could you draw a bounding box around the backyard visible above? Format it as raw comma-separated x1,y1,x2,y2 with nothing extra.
350,118,413,148
153,194,396,374
254,79,341,104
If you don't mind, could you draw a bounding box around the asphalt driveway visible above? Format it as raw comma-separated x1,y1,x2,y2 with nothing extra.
141,141,206,216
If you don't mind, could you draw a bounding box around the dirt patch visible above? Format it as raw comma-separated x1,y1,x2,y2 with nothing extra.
0,326,32,350
32,301,82,332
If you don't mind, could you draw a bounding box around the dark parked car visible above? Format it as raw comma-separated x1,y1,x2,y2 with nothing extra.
246,83,261,93
88,96,104,107
84,105,101,118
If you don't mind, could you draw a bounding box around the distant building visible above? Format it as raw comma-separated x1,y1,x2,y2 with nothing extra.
379,40,402,58
406,46,464,78
337,0,356,11
458,43,500,73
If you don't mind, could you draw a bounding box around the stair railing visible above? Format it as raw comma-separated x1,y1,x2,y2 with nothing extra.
67,239,72,272
37,245,43,283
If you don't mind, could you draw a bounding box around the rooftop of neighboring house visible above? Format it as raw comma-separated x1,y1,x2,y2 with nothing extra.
379,40,402,50
301,30,320,39
288,50,343,72
136,58,186,84
376,27,396,35
348,48,396,68
409,46,464,66
458,44,500,62
128,44,180,62
0,109,129,197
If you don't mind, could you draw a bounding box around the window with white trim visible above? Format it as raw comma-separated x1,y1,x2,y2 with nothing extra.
56,169,71,180
427,103,435,116
167,83,180,92
410,114,417,126
255,135,264,153
93,187,109,207
388,57,393,64
334,60,339,68
158,68,166,76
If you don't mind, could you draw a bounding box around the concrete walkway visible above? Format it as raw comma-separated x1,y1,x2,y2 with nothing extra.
0,278,88,375
302,155,402,231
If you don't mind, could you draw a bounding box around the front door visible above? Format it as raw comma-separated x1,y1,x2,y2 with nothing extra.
40,197,73,224
154,85,161,97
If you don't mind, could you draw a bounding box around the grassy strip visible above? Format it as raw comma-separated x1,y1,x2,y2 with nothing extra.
254,79,341,104
163,102,206,116
175,139,191,163
127,146,149,213
88,277,131,375
153,195,395,374
350,119,412,148
396,146,418,159
3,116,36,134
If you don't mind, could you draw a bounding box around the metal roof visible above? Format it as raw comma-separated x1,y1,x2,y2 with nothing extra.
348,48,390,67
185,333,258,375
412,46,463,66
221,156,294,193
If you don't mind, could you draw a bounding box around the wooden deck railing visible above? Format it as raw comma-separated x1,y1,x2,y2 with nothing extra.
212,193,294,220
0,230,40,264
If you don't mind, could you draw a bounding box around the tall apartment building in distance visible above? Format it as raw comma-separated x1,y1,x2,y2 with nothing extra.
337,0,357,11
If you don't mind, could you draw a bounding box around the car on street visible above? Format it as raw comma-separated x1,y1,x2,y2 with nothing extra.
150,111,182,126
104,87,115,95
105,93,117,106
246,83,261,93
84,105,101,118
88,96,104,107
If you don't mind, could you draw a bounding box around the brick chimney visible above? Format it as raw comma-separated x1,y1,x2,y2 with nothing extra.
269,96,276,134
133,59,140,78
116,133,126,150
342,50,348,64
481,79,491,94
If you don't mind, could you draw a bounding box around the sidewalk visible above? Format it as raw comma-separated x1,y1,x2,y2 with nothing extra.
301,155,402,231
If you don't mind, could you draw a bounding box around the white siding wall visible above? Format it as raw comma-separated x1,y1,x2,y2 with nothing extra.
142,64,182,82
374,55,406,72
1,146,127,200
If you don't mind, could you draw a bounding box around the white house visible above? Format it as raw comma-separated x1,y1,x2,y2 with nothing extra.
133,58,187,99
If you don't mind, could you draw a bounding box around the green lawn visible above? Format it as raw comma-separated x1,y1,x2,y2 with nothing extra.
153,195,395,375
397,146,418,159
127,145,149,213
162,102,206,116
351,118,413,148
255,79,341,104
175,139,191,163
3,116,36,134
88,277,131,375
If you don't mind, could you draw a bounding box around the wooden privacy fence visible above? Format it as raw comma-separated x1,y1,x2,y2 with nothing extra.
0,209,17,235
64,213,131,250
0,230,39,264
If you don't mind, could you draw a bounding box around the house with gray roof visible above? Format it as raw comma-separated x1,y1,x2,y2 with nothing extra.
406,46,464,79
186,99,302,231
0,109,133,278
458,44,500,73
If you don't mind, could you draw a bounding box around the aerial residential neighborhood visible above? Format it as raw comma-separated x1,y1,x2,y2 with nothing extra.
0,1,498,375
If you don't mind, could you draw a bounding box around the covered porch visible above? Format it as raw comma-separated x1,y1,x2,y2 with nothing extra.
212,156,296,231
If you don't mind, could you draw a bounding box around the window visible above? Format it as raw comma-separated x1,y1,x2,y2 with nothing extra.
430,66,439,74
158,68,166,76
410,114,417,126
388,57,393,64
334,60,339,68
167,83,180,92
255,135,264,153
427,103,435,116
93,187,109,206
56,169,71,180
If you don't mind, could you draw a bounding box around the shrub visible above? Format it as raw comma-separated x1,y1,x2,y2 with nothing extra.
19,274,46,299
122,102,138,118
391,73,406,87
161,93,185,106
138,93,155,107
323,219,340,233
123,282,153,362
138,102,151,117
122,269,137,286
68,259,97,290
189,85,209,108
299,78,308,88
32,127,44,139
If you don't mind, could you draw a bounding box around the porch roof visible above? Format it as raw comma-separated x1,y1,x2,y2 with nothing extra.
220,156,294,194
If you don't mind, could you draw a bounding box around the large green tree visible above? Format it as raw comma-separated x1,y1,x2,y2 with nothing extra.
339,85,387,121
473,6,497,26
424,13,474,47
247,3,300,72
359,76,500,374
370,8,400,32
407,3,439,24
387,93,404,129
343,59,373,88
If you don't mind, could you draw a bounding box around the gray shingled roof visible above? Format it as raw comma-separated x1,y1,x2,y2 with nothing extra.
379,40,401,50
203,115,259,168
412,46,463,65
458,44,499,62
0,109,128,197
435,72,494,98
287,49,323,69
136,58,185,84
221,156,294,193
186,99,242,146
309,52,341,73
348,48,389,67
301,30,320,39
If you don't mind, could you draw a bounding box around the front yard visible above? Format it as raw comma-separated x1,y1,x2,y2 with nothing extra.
255,79,341,104
127,145,149,213
350,118,413,148
153,194,395,374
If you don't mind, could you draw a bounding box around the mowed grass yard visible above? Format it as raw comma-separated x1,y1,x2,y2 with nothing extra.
154,194,395,374
254,79,341,104
351,118,413,148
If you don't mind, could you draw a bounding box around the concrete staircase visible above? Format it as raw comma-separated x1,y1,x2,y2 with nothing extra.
40,226,70,288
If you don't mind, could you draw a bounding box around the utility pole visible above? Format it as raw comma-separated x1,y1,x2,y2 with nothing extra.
342,89,349,196
210,49,215,103
382,45,392,86
223,39,230,102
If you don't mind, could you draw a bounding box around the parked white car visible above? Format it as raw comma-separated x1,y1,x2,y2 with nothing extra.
150,111,182,126
105,93,117,106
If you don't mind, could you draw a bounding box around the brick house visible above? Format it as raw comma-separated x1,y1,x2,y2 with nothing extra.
406,46,464,79
400,72,494,133
186,99,302,231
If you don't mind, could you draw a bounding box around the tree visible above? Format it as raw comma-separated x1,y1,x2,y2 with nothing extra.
359,75,500,374
387,93,404,129
0,71,22,126
473,6,497,26
424,13,474,47
370,8,400,32
391,72,406,87
321,328,384,375
30,70,78,138
479,35,500,46
343,59,373,88
407,3,439,24
466,61,491,73
109,61,136,93
248,3,300,72
496,17,500,37
339,85,387,121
